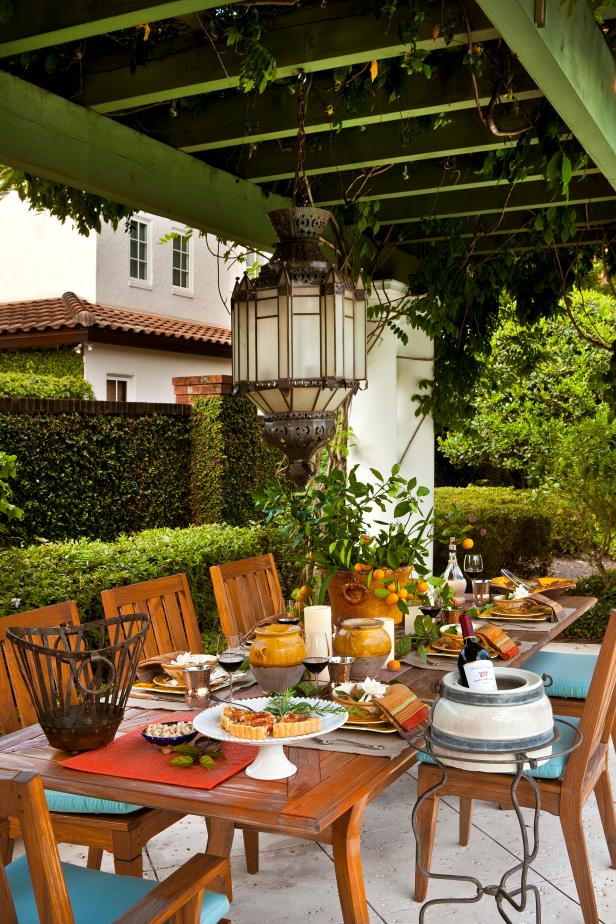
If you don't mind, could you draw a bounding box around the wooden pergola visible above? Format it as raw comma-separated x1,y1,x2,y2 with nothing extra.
1,1,615,276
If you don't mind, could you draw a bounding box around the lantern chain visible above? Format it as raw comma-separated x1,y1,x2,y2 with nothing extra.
293,70,312,207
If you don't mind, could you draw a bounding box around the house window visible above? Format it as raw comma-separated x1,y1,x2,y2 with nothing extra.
172,233,190,289
107,377,129,402
129,219,149,281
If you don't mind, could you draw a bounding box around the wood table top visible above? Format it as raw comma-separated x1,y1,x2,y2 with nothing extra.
0,595,597,840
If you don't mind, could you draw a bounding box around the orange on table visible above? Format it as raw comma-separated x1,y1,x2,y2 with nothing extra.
461,537,474,550
387,659,401,671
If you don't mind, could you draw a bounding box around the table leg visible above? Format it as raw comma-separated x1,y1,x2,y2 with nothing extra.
205,817,235,859
331,796,370,924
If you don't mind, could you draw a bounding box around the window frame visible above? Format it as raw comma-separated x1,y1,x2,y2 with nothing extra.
106,375,132,403
128,216,153,289
171,227,193,298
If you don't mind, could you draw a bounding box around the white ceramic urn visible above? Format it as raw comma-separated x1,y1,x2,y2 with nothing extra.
430,668,554,773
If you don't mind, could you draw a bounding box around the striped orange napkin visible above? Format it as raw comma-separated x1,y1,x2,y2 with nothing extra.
476,625,520,660
375,683,429,733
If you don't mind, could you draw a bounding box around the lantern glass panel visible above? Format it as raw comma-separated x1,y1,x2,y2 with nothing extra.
344,294,355,378
354,296,367,380
277,292,289,380
255,295,279,380
291,292,321,378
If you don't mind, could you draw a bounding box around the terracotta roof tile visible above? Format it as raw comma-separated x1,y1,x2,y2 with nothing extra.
0,292,231,346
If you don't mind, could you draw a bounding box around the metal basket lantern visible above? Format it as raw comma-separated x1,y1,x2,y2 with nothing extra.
7,614,150,751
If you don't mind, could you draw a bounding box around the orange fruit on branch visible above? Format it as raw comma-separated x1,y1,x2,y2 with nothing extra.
461,537,474,550
387,582,397,593
416,580,430,594
385,593,399,606
373,568,385,581
353,563,364,572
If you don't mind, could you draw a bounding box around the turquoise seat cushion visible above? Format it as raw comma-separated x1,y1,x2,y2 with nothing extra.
6,855,230,924
417,716,580,782
44,789,141,814
524,651,597,700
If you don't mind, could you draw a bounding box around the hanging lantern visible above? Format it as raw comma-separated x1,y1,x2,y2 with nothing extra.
231,206,366,486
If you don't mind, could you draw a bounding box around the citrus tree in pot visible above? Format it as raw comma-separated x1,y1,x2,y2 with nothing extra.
257,464,433,625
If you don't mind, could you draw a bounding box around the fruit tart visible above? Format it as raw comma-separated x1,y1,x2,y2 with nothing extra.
220,706,321,739
272,712,321,738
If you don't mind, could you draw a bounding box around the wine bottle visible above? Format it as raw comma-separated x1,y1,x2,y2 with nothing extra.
458,613,497,691
443,536,466,597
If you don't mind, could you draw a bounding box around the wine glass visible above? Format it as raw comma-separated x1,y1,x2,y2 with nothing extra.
216,634,244,700
463,553,484,592
303,632,330,695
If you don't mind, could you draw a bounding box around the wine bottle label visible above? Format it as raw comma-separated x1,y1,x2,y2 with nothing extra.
462,659,497,692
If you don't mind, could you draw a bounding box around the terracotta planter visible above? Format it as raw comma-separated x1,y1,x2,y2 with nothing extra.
327,567,412,626
333,618,391,681
248,624,306,668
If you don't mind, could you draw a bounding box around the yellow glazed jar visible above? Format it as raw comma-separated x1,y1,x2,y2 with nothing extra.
248,624,306,668
332,618,390,660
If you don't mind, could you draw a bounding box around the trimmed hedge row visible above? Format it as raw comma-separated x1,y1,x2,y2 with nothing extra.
0,412,191,542
433,486,552,578
190,396,282,527
563,573,616,642
0,523,294,635
0,372,94,399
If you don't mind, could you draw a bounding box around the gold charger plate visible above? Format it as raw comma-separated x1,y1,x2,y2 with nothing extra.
490,575,575,594
345,711,389,726
427,643,498,660
341,721,398,734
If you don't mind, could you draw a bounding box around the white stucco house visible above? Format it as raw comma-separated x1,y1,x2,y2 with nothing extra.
0,192,234,402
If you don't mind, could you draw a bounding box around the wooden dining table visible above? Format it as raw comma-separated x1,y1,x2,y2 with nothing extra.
0,594,597,924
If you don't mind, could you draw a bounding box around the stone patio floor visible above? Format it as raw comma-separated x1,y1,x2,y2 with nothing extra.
18,642,616,923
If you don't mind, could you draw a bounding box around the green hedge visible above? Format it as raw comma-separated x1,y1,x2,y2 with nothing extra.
0,372,94,399
190,396,282,527
0,347,83,377
562,572,616,641
0,523,296,635
0,412,191,543
434,486,552,578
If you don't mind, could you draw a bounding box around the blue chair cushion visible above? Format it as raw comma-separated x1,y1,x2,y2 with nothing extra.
524,651,597,700
6,855,230,924
417,716,580,782
44,789,142,815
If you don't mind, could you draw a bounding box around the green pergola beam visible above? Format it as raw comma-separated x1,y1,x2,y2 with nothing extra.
0,70,287,250
209,106,539,183
313,155,600,207
476,0,616,193
0,2,241,57
80,1,500,113
139,62,540,153
377,174,615,225
392,200,616,244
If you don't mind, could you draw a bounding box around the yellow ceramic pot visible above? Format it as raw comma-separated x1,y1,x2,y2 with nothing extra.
332,618,391,660
248,624,306,668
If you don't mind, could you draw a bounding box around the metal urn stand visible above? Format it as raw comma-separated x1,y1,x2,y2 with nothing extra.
7,613,150,751
410,717,582,923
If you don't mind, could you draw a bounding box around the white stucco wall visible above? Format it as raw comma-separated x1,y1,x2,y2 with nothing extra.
348,280,434,561
83,343,230,403
0,192,97,302
95,215,235,329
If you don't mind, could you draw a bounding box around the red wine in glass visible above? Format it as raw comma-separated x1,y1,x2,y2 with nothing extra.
302,656,329,674
217,653,245,673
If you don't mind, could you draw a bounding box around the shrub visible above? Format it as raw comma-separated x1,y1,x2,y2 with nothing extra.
434,486,552,578
0,411,190,543
0,347,83,377
0,523,297,634
0,371,94,399
562,572,616,641
190,396,282,527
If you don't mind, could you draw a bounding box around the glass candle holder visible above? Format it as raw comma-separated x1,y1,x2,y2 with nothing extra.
326,656,355,698
472,579,491,607
182,665,212,710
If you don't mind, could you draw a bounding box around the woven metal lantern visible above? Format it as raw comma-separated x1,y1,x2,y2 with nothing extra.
231,72,367,487
7,614,150,751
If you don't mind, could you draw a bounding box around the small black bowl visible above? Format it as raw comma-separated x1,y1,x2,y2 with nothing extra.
141,721,197,751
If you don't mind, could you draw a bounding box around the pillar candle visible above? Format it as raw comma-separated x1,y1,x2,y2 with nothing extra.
303,605,333,680
381,616,395,667
405,606,421,636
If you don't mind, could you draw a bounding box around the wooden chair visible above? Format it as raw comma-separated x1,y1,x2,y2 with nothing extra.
0,768,231,924
101,573,203,659
101,573,259,873
414,610,616,924
210,554,285,640
0,602,183,876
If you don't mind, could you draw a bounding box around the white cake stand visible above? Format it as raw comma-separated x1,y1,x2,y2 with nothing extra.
192,696,348,780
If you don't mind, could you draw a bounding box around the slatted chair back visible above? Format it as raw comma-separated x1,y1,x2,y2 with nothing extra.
210,554,285,639
0,769,75,924
0,602,81,735
101,573,202,659
563,609,616,789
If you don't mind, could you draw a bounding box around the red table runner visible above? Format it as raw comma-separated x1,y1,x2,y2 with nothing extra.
61,712,255,790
